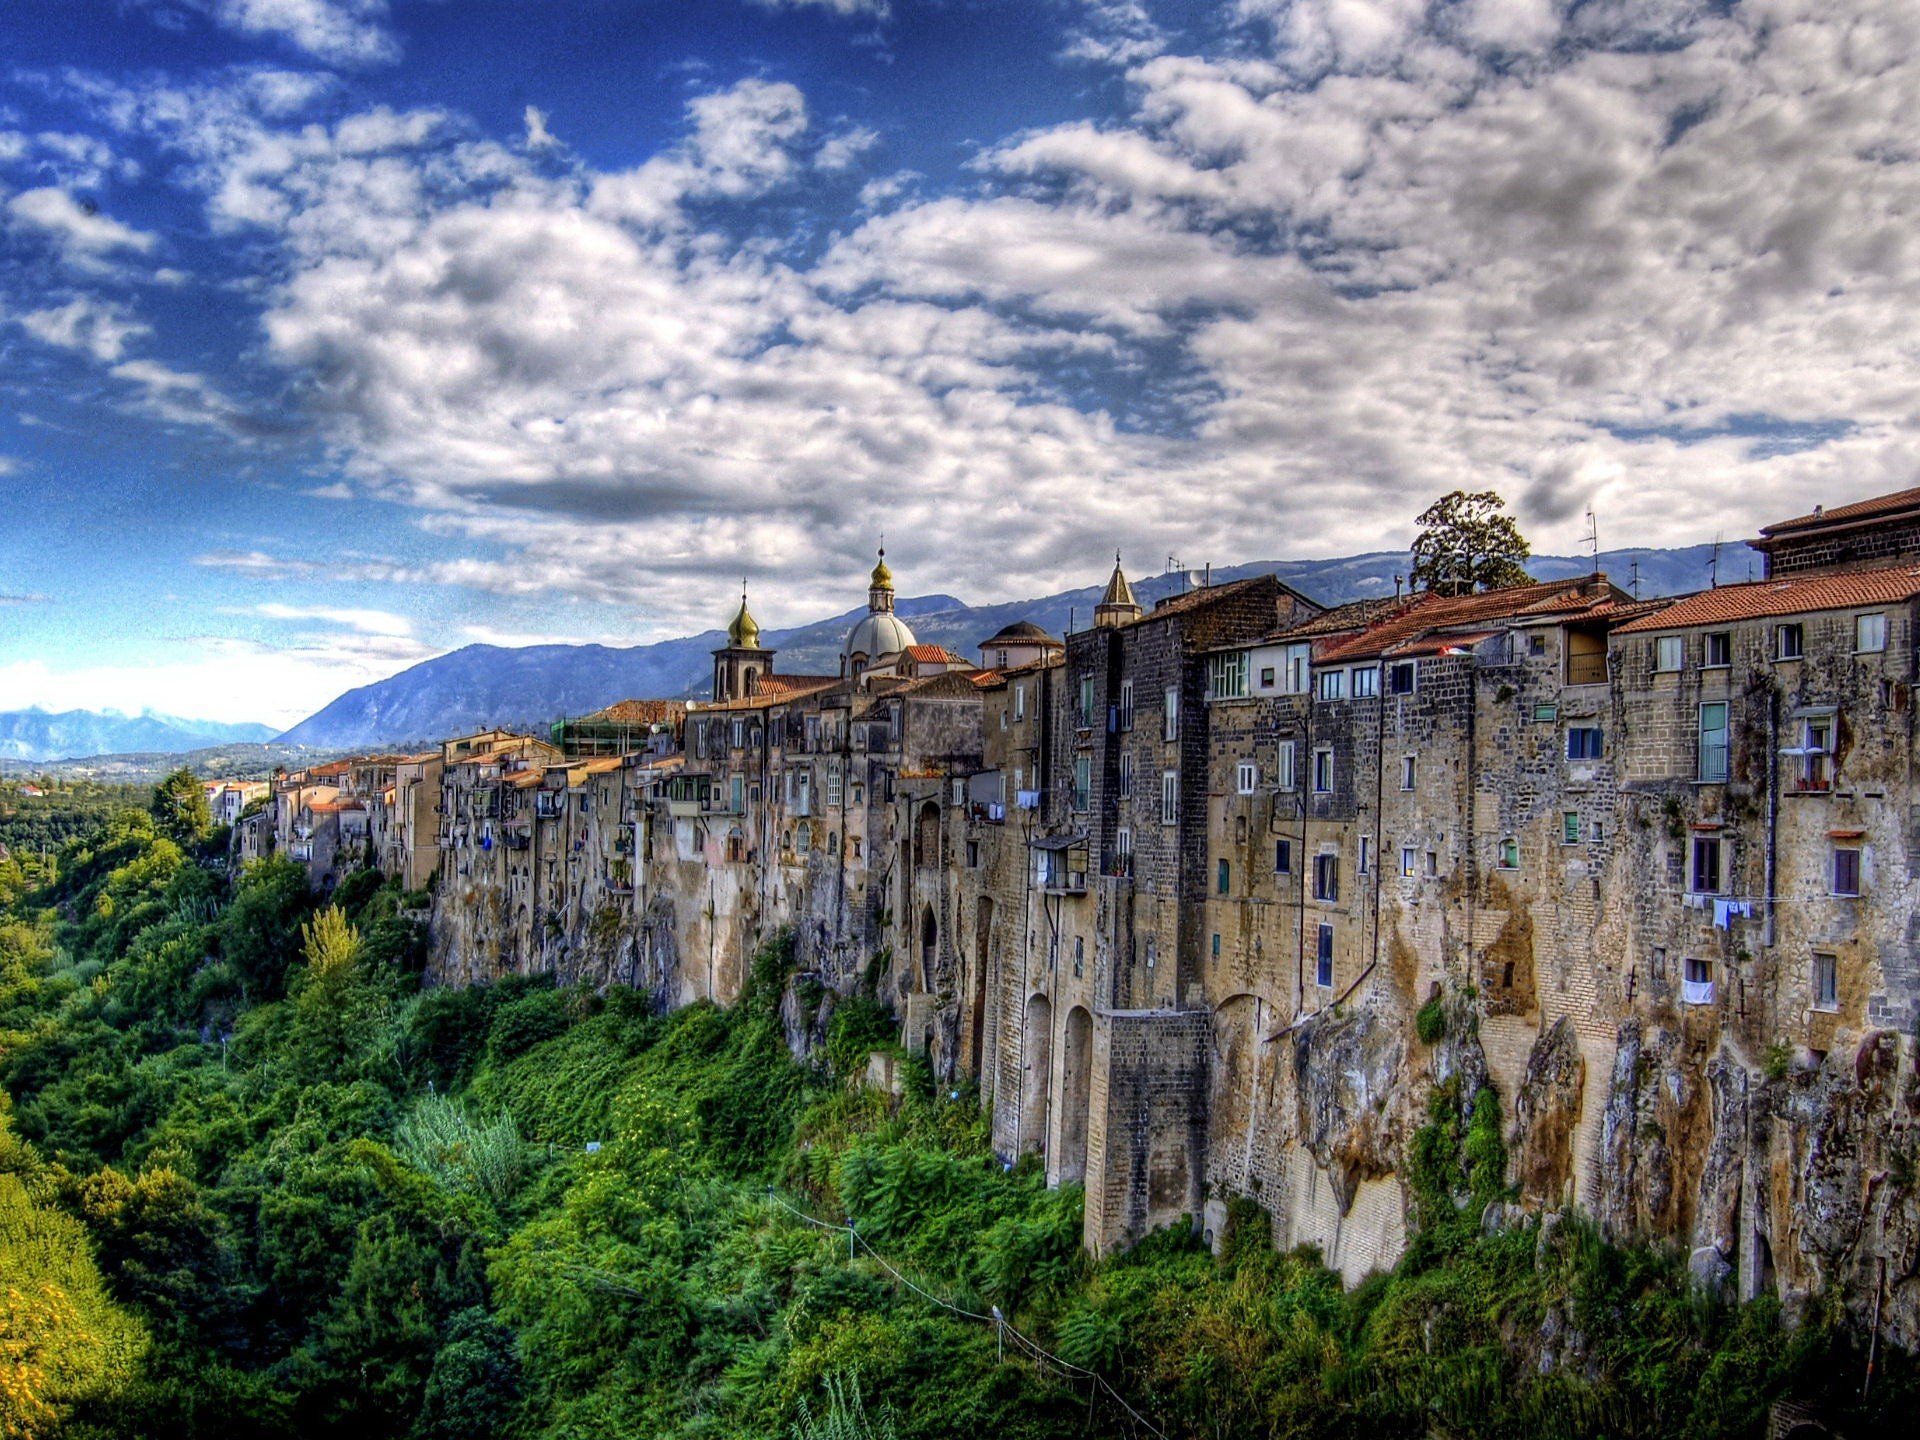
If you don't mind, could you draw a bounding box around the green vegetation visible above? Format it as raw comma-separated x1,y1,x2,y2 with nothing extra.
0,802,1910,1437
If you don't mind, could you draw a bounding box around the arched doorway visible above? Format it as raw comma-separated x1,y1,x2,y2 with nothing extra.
1058,1005,1093,1185
920,904,938,989
1020,994,1052,1156
915,800,940,869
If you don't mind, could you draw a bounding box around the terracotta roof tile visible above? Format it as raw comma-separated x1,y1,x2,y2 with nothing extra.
1758,486,1920,539
904,643,966,665
582,698,688,725
1614,566,1920,633
1311,577,1625,663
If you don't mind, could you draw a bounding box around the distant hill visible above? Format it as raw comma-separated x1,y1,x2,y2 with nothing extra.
277,545,1719,750
0,740,358,783
0,709,278,764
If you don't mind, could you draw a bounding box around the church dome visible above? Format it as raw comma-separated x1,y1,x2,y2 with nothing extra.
846,610,917,660
727,594,760,649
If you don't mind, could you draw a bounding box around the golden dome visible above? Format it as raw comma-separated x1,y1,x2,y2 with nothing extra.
870,548,893,590
728,593,760,649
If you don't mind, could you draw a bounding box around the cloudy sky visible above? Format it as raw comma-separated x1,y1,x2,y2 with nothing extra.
0,0,1913,728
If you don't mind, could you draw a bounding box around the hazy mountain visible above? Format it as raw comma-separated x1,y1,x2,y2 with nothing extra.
0,710,278,764
278,545,1720,750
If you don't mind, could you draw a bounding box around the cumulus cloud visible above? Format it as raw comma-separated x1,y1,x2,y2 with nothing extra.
56,2,1920,651
6,187,156,263
749,0,890,17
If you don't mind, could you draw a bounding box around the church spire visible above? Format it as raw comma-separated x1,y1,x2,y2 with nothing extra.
1095,550,1141,628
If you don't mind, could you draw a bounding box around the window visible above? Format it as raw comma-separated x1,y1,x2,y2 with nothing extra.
1274,838,1293,874
1697,701,1730,782
1277,741,1297,791
1071,935,1084,977
1812,952,1838,1011
1691,835,1722,894
966,839,980,868
1259,666,1276,688
1313,853,1339,901
1832,845,1861,897
1351,666,1378,698
1312,747,1334,794
1115,826,1132,868
1528,632,1547,656
1317,668,1346,701
1358,835,1372,874
1400,846,1416,877
1705,632,1731,667
1209,651,1249,700
1217,858,1231,895
730,775,745,814
1211,932,1221,960
1387,660,1417,695
1281,643,1312,694
1776,623,1804,660
1401,755,1417,790
1563,811,1581,844
1164,687,1179,740
1160,771,1179,825
1425,850,1439,878
1118,679,1134,730
1566,726,1604,761
1793,714,1833,790
1655,635,1684,672
731,719,746,748
1498,836,1519,869
1236,761,1258,795
1532,703,1559,724
827,762,843,808
1072,755,1091,812
1857,613,1886,654
1079,676,1096,726
1014,683,1026,720
1650,946,1667,984
1315,924,1334,987
1683,956,1714,1006
1119,751,1135,798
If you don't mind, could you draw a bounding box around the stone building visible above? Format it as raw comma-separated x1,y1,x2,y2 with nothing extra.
281,487,1920,1351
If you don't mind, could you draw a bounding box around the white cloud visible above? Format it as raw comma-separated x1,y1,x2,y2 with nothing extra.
140,0,403,67
524,105,557,150
748,0,890,17
54,3,1920,662
6,187,156,262
18,296,151,361
250,602,416,636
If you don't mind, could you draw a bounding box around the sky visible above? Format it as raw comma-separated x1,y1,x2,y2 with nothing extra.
0,0,1915,729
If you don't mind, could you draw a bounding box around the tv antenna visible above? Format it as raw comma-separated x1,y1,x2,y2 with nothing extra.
1582,509,1600,570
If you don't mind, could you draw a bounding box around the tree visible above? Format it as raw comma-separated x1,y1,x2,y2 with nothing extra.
150,768,211,845
1408,489,1533,597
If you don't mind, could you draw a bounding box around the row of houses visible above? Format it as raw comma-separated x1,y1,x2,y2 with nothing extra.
237,488,1920,1347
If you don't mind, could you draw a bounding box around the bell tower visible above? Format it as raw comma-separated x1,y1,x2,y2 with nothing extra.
712,587,774,702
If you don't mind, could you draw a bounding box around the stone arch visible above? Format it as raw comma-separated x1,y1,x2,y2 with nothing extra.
1207,993,1264,1196
1020,993,1052,1156
919,904,938,990
1057,1004,1094,1185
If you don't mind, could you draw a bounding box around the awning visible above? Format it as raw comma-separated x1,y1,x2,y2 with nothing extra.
1028,832,1089,851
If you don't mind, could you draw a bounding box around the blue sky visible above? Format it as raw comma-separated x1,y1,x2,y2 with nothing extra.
0,0,1913,727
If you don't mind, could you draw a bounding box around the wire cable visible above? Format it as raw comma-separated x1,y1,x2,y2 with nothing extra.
763,1186,1170,1439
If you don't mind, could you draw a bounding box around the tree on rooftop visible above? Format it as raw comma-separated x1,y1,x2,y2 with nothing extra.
1409,489,1533,597
149,767,210,845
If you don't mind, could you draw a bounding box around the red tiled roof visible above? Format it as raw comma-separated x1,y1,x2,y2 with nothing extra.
754,673,838,700
1614,565,1920,633
904,643,966,665
1312,577,1624,662
582,698,687,726
1758,486,1920,539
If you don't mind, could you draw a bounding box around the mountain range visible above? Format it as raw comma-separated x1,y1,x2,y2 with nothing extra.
276,544,1721,751
0,710,278,765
